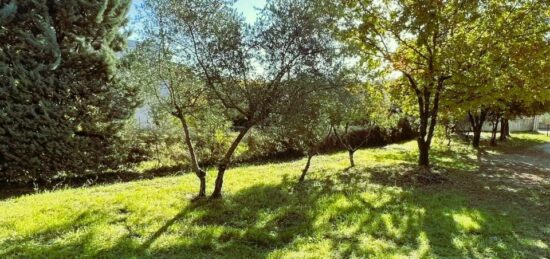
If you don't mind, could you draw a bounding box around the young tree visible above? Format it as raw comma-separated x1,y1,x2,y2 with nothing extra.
148,0,334,198
338,0,486,171
271,74,335,182
121,39,212,198
294,104,331,183
283,95,331,182
329,79,375,168
128,0,230,198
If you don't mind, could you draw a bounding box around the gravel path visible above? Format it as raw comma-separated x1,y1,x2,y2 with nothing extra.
538,143,550,155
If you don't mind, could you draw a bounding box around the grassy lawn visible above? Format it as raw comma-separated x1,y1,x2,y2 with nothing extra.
1,133,549,258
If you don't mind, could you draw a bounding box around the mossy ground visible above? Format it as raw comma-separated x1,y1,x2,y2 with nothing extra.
1,133,549,258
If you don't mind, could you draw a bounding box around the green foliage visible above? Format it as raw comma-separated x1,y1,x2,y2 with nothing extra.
0,0,139,183
335,0,550,166
1,133,548,258
443,0,550,123
337,0,481,167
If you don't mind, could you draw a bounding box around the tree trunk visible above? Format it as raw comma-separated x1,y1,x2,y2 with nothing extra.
418,140,430,168
499,119,509,141
211,165,226,199
472,129,482,149
444,125,453,147
490,117,500,146
348,149,355,168
415,87,440,170
468,110,487,149
417,108,436,169
299,155,313,182
178,116,206,198
210,126,251,199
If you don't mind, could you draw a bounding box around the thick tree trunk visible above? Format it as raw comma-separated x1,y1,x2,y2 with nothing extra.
178,116,206,198
299,155,313,182
472,129,482,149
415,87,440,170
418,140,430,168
405,74,447,170
417,108,436,169
468,110,487,149
499,119,509,141
210,126,251,199
348,150,355,168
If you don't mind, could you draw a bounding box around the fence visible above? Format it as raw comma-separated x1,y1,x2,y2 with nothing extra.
481,118,535,132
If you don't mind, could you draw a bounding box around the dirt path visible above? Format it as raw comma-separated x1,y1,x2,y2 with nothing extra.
485,141,550,170
538,142,550,155
475,141,550,199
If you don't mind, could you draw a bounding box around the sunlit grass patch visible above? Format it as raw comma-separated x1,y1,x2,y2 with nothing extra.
0,133,548,258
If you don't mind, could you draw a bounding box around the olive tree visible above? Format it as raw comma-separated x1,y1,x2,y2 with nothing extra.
270,74,335,182
145,0,334,198
329,75,381,168
122,39,214,198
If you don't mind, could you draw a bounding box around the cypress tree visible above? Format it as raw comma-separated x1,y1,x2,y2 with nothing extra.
0,0,138,184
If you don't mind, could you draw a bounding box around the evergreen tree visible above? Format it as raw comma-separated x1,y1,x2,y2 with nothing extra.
0,0,138,183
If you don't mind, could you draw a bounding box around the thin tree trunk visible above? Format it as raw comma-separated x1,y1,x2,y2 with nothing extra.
348,149,355,168
178,116,206,198
444,124,452,147
210,126,251,199
490,117,500,146
299,155,313,182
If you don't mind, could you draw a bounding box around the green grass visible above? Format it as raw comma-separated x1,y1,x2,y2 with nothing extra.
1,133,549,258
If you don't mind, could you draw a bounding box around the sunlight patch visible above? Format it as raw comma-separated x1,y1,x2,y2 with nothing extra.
452,212,482,233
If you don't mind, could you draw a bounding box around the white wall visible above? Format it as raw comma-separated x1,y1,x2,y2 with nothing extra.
481,117,535,132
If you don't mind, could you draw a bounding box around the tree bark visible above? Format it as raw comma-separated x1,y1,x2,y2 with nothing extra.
418,140,430,168
178,116,206,198
414,83,440,169
348,149,355,168
210,126,251,199
444,124,453,147
468,110,487,149
417,108,435,169
499,118,509,141
490,117,500,146
472,129,482,149
299,155,313,182
402,73,449,170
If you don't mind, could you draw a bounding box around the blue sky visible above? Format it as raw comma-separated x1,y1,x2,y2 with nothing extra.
128,0,265,40
128,0,266,24
128,0,266,125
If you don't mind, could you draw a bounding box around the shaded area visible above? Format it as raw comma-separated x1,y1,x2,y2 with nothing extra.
1,134,549,258
0,165,188,200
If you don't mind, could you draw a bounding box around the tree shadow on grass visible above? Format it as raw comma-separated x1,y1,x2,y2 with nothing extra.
0,165,189,201
133,176,321,257
365,164,548,258
123,166,546,258
0,209,107,257
2,143,548,258
131,136,549,257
